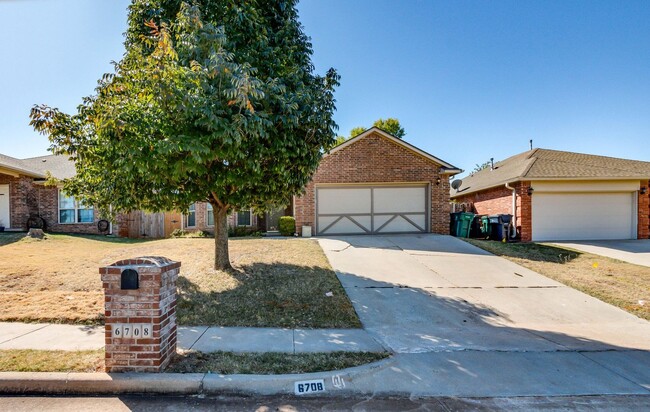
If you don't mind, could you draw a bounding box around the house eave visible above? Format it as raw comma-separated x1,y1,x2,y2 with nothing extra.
450,176,650,198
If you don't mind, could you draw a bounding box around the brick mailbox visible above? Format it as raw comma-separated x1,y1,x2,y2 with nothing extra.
100,256,180,373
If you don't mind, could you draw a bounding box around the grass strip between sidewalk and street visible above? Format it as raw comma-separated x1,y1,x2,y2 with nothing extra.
0,349,105,372
166,351,389,374
464,239,650,321
0,349,388,374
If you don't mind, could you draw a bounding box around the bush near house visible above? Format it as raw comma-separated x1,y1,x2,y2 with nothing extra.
279,216,296,236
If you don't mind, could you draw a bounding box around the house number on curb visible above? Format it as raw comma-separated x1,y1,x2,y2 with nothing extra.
112,324,153,339
294,379,325,395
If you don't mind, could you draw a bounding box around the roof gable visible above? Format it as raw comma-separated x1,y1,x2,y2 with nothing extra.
327,127,461,173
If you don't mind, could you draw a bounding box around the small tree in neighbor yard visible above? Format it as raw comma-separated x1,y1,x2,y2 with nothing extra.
349,118,405,139
30,1,339,270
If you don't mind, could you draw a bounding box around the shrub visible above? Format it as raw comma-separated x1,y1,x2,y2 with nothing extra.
170,229,210,238
279,216,295,236
228,226,262,237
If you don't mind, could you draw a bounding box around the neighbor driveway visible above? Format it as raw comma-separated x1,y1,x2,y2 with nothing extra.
550,239,650,268
318,234,650,397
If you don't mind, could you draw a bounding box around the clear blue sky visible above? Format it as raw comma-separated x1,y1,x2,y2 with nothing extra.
1,0,649,175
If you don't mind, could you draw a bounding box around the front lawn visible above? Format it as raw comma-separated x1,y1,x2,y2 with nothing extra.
0,234,360,328
464,239,650,321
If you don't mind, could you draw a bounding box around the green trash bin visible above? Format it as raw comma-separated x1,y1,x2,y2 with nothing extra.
455,212,475,238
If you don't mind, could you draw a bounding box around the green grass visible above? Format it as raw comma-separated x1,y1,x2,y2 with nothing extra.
0,232,25,246
0,349,104,372
167,351,389,374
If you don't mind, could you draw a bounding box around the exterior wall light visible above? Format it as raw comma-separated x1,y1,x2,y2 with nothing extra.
436,177,441,185
527,186,534,196
641,187,647,195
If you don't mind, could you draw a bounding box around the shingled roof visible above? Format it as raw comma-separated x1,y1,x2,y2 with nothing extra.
451,148,650,198
0,153,76,180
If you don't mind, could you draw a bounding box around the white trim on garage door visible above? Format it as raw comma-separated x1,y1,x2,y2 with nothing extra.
532,192,637,241
316,184,429,235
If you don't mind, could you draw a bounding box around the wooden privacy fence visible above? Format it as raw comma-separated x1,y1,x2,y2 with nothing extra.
120,211,182,239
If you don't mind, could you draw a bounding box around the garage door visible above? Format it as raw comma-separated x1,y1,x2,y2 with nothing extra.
532,192,636,241
316,186,428,235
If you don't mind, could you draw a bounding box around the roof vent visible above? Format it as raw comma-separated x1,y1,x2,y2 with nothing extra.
490,158,494,171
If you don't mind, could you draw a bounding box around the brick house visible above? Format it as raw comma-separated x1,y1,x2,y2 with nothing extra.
0,152,281,237
293,127,462,236
451,149,650,242
0,153,105,234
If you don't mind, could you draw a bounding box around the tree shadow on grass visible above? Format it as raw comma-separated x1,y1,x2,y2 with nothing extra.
176,262,361,329
468,239,583,264
0,232,26,247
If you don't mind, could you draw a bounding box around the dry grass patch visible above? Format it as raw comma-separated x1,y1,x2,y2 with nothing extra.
167,351,388,374
0,234,360,328
465,239,650,320
0,349,104,372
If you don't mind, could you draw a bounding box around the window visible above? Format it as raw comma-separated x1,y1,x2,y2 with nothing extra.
58,191,94,224
237,210,251,226
185,203,196,227
206,203,214,226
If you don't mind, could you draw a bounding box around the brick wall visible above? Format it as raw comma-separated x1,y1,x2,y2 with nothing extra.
294,131,451,235
192,201,259,232
453,181,531,241
0,173,37,230
639,180,650,239
101,257,179,373
0,172,103,234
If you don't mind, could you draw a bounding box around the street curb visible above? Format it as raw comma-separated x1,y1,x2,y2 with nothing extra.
0,358,395,396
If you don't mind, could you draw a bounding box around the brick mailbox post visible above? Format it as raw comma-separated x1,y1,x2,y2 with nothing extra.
100,256,180,373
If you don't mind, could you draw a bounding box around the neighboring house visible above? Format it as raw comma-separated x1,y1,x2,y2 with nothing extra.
0,153,104,234
293,127,462,236
451,148,650,242
0,152,267,238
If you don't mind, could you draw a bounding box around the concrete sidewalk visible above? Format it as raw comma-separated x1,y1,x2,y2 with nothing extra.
0,322,384,353
552,239,650,267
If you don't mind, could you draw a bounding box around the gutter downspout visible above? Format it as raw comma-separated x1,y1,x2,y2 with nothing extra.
504,182,517,239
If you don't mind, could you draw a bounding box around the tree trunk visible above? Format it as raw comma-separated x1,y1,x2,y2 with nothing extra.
213,204,232,270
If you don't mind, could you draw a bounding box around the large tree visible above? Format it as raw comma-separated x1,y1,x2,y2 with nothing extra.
30,1,339,270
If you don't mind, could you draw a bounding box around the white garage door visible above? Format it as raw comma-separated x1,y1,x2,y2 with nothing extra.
532,192,636,241
316,186,428,235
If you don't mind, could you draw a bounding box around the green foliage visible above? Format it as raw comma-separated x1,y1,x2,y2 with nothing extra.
279,216,295,236
228,226,261,237
348,118,405,139
372,118,405,138
170,229,210,238
473,160,492,173
29,1,338,267
349,126,366,138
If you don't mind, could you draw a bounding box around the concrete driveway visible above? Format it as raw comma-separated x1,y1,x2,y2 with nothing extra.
318,234,650,397
551,239,650,267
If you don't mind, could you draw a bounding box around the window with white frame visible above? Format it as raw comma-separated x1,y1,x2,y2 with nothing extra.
58,191,94,224
237,209,251,226
206,203,214,226
185,203,196,227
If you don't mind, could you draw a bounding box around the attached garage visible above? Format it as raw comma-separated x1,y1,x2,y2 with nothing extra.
532,192,637,241
316,185,429,235
293,127,462,236
451,148,650,242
